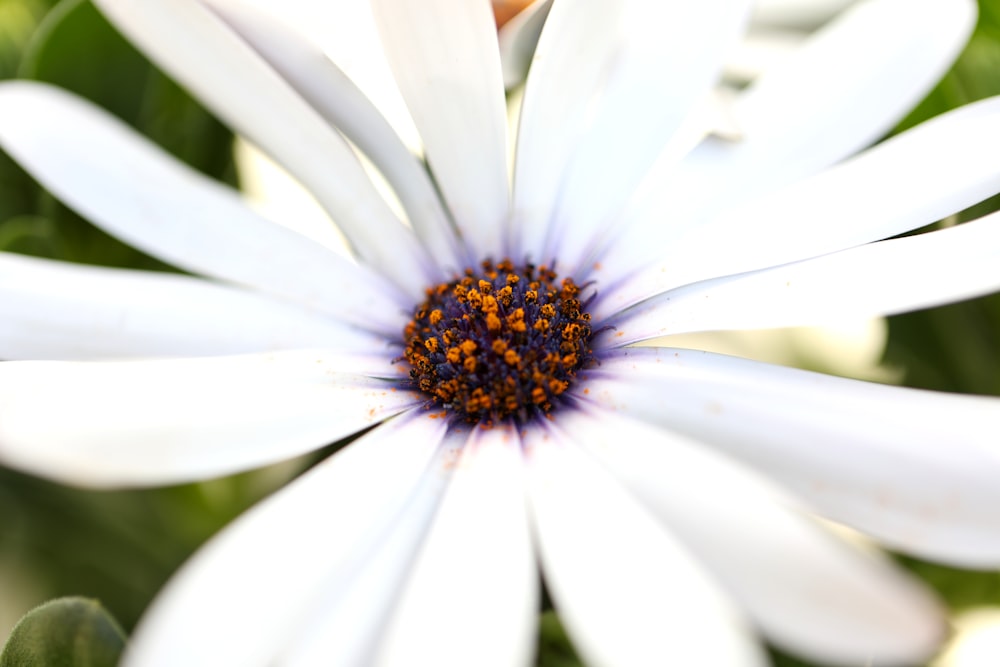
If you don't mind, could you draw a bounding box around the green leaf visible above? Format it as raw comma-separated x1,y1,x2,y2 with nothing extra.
0,597,125,667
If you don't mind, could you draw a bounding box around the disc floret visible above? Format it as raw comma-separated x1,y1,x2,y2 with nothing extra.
403,259,594,424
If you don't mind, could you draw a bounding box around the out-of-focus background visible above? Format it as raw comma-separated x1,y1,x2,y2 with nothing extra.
1,0,999,664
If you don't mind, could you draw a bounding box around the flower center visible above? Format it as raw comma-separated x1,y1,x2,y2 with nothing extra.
403,258,594,425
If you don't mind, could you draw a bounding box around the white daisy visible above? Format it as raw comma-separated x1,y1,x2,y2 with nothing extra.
1,0,1000,665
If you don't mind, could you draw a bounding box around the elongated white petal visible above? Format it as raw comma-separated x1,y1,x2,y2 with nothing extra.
566,408,944,665
597,95,1000,317
205,0,464,271
510,0,626,261
600,0,975,279
683,0,973,215
524,425,764,667
123,412,449,667
0,352,421,487
0,81,410,334
91,0,435,292
278,426,463,667
378,424,536,667
608,212,1000,342
371,0,509,256
232,0,423,153
584,347,1000,566
498,0,551,89
540,0,751,272
0,252,397,363
234,138,350,253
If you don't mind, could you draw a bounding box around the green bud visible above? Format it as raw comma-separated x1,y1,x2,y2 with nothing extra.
1,597,126,667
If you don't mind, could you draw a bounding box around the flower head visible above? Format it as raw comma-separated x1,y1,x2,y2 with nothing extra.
2,0,1000,665
401,258,596,423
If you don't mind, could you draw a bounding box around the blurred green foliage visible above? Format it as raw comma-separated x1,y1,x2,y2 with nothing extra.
0,0,999,665
0,0,49,80
536,611,584,667
0,466,287,633
885,3,1000,398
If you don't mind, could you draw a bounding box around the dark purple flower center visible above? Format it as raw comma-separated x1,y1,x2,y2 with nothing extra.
403,258,595,425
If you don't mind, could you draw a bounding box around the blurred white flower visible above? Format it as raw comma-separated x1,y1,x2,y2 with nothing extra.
729,0,860,84
1,1,999,666
934,607,1000,667
751,0,856,30
654,317,898,383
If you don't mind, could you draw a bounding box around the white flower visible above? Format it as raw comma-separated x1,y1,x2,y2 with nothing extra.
1,0,1000,665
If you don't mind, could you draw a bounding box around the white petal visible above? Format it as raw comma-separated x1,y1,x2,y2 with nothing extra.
0,252,396,363
584,347,1000,566
0,352,421,487
234,138,350,254
538,0,752,272
371,0,509,257
123,412,449,667
90,0,435,292
524,423,764,667
205,0,465,271
498,0,552,89
597,94,1000,317
568,407,944,665
232,0,423,154
608,211,1000,342
600,0,975,279
377,424,537,667
724,29,807,85
0,81,409,334
278,426,464,667
688,0,974,214
510,0,627,261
